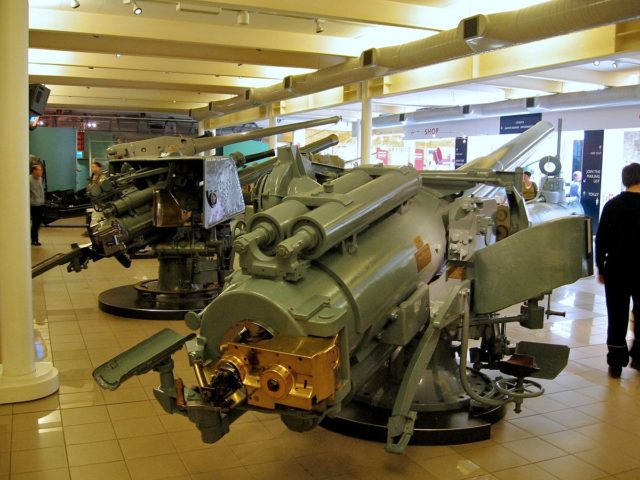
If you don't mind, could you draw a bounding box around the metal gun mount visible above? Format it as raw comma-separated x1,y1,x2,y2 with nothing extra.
34,116,342,320
93,122,592,451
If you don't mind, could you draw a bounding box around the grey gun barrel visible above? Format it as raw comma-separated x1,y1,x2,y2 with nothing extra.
300,134,339,155
462,121,554,198
460,121,554,172
106,116,341,159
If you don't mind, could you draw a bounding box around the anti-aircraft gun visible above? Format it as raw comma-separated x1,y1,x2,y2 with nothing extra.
32,116,341,318
93,122,593,453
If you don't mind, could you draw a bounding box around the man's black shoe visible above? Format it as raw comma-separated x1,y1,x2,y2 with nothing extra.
609,365,622,378
31,241,42,246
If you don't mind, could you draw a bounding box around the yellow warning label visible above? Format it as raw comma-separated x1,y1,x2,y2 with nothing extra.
414,236,431,272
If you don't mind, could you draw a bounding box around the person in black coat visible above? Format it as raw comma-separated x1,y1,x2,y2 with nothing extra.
595,162,640,378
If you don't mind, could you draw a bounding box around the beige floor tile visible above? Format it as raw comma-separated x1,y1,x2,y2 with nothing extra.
66,440,123,467
190,466,253,480
509,416,568,436
244,460,311,480
487,422,533,444
10,468,71,480
11,428,65,451
12,395,60,414
58,391,105,410
541,429,601,453
60,406,110,426
64,421,116,445
574,447,640,474
0,429,8,453
113,416,166,439
70,461,131,480
494,464,562,480
179,446,243,473
13,411,62,432
616,469,640,479
0,451,9,475
119,433,176,459
542,408,600,428
107,401,157,421
101,387,149,405
10,447,69,474
537,455,608,480
501,437,567,463
126,453,189,480
416,453,486,480
157,414,194,433
462,444,529,472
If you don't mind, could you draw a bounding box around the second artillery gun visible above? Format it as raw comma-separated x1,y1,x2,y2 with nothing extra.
93,122,593,452
32,116,341,319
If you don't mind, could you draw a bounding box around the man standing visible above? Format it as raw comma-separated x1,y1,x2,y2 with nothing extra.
595,162,640,378
569,170,582,198
29,164,45,246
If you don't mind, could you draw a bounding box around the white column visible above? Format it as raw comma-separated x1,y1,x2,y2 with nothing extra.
267,104,277,150
360,81,372,165
197,120,211,156
0,0,59,403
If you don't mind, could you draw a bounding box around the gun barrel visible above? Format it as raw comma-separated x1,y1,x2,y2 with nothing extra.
190,116,341,154
460,121,554,172
299,134,339,155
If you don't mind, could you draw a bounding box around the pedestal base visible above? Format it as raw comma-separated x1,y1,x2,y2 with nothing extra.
321,402,506,445
99,284,218,320
0,362,59,404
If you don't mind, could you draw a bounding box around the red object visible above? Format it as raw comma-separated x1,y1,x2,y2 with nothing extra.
376,147,389,165
415,149,424,170
76,130,85,152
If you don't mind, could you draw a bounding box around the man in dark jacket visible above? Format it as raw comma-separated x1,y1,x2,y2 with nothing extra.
595,162,640,378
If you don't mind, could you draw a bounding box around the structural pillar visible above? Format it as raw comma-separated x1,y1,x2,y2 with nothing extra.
267,104,277,150
360,81,372,165
0,0,59,403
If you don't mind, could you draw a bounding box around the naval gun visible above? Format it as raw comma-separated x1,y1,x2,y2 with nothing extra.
93,122,592,452
32,116,341,319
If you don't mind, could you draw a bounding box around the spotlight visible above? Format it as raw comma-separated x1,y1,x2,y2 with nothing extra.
314,18,324,34
70,0,80,8
593,60,600,66
612,61,618,69
237,10,250,25
132,1,142,15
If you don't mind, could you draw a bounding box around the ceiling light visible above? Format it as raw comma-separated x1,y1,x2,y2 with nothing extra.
176,2,221,15
314,18,324,34
612,61,618,69
132,1,142,15
70,0,80,8
237,10,250,25
593,60,600,66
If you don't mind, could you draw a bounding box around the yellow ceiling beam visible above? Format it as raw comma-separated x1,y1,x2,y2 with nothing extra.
30,75,242,96
46,85,218,104
28,64,278,92
46,98,188,114
29,8,360,58
192,0,452,31
28,49,313,80
380,25,636,99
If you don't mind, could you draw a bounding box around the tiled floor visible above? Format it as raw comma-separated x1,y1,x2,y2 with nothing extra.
1,222,638,479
